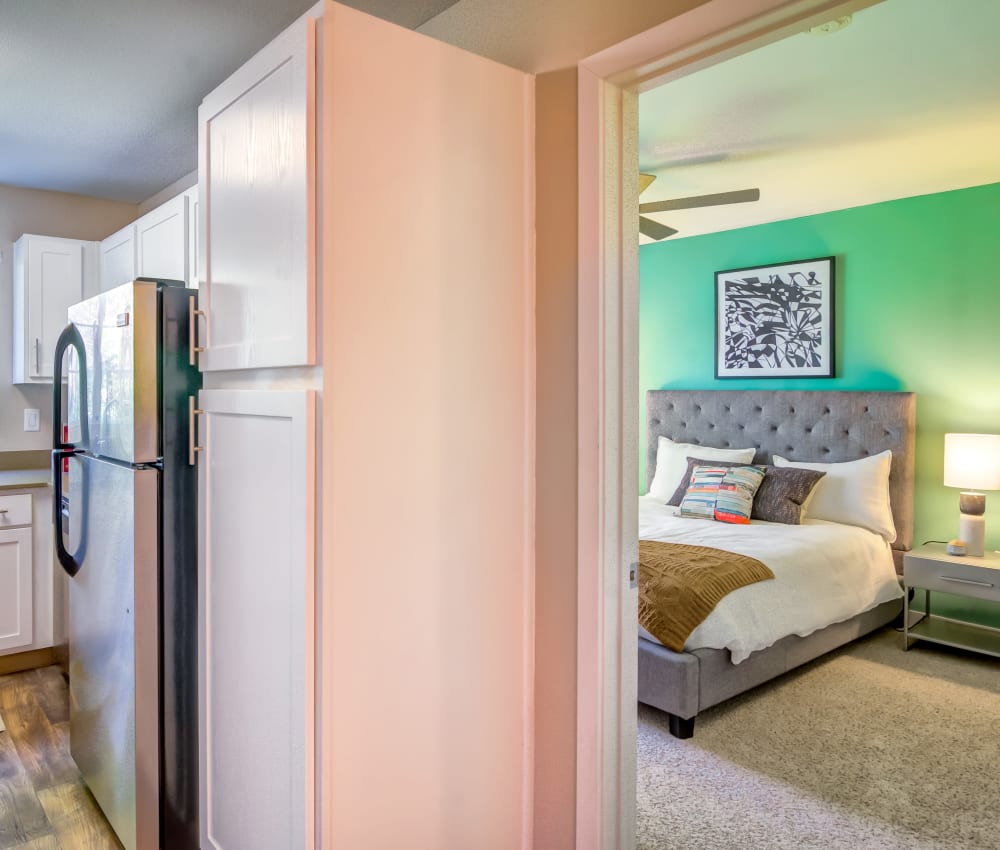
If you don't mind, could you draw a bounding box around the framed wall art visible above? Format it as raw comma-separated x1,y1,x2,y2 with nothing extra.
715,256,835,379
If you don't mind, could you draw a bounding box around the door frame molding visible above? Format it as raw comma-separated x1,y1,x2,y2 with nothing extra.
574,1,882,846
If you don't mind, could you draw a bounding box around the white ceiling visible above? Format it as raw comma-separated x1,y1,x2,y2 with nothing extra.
638,0,1000,241
0,0,461,203
418,0,708,75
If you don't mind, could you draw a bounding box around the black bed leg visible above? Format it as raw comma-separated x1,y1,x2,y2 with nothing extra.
667,713,695,739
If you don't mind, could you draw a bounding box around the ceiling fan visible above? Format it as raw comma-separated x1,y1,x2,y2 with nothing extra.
639,173,761,240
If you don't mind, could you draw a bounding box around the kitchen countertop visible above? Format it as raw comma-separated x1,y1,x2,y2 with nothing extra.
0,450,50,472
0,469,51,490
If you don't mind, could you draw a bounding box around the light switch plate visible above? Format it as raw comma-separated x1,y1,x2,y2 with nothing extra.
24,409,40,431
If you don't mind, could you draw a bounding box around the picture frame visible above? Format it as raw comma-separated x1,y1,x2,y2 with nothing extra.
715,256,835,379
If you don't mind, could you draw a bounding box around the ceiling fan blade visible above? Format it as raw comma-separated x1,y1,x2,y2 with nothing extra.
639,188,760,214
639,215,678,241
639,173,657,194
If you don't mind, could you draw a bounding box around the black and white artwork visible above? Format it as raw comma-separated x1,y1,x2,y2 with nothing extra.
715,256,835,378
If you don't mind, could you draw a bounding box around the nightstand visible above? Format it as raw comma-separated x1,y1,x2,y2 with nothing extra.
903,543,1000,658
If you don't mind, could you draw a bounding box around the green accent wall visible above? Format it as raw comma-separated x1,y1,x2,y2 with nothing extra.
640,181,1000,628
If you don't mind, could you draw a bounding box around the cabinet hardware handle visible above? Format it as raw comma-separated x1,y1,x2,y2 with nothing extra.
35,337,41,374
188,395,206,466
0,509,8,515
189,295,206,366
940,575,994,588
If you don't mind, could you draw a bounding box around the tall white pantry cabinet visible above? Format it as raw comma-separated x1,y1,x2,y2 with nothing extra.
195,7,318,850
196,3,535,849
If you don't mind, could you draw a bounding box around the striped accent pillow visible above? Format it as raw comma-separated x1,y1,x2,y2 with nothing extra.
679,464,766,525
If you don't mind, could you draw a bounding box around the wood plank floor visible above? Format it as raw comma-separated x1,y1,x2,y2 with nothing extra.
0,667,122,850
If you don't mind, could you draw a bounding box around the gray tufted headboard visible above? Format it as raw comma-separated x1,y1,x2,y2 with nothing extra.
646,390,916,566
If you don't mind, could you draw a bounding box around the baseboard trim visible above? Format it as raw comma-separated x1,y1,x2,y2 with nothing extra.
0,647,58,676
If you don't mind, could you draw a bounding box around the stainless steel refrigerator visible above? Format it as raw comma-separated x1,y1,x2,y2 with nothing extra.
52,278,201,850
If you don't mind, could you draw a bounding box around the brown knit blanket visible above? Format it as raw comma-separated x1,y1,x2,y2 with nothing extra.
638,540,775,652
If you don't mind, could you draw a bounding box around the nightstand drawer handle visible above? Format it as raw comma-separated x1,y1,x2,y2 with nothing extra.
940,575,994,588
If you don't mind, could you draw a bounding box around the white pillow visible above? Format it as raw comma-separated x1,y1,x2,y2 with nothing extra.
648,436,756,501
773,450,895,542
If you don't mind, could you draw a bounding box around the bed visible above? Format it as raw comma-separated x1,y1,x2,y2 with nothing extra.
639,389,915,738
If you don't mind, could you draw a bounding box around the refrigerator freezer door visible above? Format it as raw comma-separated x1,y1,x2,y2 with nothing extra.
159,285,203,850
67,281,159,464
68,455,159,850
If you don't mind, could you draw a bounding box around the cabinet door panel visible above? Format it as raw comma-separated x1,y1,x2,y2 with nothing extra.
0,527,33,652
199,389,315,850
28,237,84,379
136,194,188,282
198,14,316,371
101,225,137,293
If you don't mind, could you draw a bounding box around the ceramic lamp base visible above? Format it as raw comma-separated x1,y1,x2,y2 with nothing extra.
958,512,985,557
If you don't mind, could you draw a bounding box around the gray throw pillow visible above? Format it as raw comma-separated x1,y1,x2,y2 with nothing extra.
668,456,826,525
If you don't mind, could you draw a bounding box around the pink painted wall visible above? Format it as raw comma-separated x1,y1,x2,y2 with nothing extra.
320,4,535,848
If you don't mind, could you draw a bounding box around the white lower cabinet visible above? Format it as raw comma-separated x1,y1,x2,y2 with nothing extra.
0,496,34,653
198,389,315,850
0,488,57,656
0,529,32,653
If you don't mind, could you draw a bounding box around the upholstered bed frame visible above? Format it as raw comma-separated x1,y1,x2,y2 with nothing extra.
640,389,915,738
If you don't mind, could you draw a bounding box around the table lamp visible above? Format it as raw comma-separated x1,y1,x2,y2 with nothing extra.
943,433,1000,557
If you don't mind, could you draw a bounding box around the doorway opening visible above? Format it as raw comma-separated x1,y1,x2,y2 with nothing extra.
577,0,1000,846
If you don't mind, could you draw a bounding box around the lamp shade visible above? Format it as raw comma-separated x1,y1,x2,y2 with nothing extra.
944,433,1000,490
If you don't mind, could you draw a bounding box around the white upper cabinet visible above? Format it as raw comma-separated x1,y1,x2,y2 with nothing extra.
136,192,188,283
100,189,198,293
100,223,137,293
13,234,91,383
197,11,318,371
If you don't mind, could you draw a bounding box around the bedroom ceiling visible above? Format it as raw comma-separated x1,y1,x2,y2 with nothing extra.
0,0,461,203
638,0,1000,241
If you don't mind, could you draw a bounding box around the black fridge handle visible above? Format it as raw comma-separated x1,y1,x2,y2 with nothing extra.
52,448,84,577
51,323,89,578
52,323,89,450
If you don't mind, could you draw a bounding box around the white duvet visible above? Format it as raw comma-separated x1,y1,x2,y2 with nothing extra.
639,495,903,663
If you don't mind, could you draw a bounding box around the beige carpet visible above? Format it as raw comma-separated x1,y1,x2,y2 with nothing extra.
638,628,1000,850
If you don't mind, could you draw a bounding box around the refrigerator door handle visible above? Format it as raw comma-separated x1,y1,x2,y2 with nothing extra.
188,395,206,466
189,294,205,366
52,323,91,578
52,323,90,450
52,448,87,577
